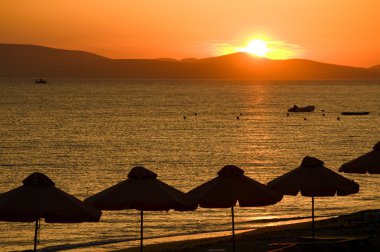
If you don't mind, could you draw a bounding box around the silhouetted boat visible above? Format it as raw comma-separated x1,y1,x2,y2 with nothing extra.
35,78,47,84
341,111,369,115
288,105,315,112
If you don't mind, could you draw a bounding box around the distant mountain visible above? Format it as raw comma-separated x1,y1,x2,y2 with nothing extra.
1,43,380,79
369,64,380,71
0,43,110,77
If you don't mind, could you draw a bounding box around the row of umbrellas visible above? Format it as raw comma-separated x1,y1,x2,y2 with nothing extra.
0,141,379,252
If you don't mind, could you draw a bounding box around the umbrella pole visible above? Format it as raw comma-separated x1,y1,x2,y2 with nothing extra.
231,206,235,252
33,219,39,252
312,196,315,240
140,210,143,252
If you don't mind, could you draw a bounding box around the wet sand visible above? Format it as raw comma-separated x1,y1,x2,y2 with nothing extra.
112,209,380,252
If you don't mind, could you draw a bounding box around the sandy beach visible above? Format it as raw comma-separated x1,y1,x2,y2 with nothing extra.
112,209,380,252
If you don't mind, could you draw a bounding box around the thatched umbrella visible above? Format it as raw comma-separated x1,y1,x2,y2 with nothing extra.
0,172,101,251
85,166,196,252
187,165,283,252
339,141,380,174
268,156,359,239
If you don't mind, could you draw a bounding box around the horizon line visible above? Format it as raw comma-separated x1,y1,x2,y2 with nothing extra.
1,42,378,69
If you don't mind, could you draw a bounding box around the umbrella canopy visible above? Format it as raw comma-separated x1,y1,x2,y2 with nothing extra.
187,165,283,252
268,156,360,197
268,156,359,238
85,166,196,251
85,166,196,211
187,165,282,207
0,172,101,251
339,141,380,174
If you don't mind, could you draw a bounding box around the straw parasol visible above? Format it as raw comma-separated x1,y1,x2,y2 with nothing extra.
339,141,380,174
0,172,101,252
186,165,283,252
84,166,196,252
268,156,359,239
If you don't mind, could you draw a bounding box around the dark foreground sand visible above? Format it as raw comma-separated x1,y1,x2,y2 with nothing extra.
113,209,380,252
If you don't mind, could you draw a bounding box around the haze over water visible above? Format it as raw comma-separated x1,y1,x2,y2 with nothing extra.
0,79,379,251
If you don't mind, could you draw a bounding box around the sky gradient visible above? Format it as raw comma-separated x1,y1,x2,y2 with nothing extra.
1,0,379,67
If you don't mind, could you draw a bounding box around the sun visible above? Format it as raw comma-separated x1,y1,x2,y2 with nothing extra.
219,37,300,59
242,39,269,57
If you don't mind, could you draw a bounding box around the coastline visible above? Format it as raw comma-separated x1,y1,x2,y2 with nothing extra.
1,79,379,251
111,209,380,252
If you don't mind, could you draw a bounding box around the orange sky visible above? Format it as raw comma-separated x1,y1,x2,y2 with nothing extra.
1,0,379,67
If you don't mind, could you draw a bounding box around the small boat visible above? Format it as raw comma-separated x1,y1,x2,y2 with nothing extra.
288,105,315,112
341,112,370,115
35,78,47,84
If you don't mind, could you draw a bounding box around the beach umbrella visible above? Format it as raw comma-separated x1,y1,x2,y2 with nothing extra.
268,156,359,239
84,166,196,252
0,172,101,252
339,141,380,174
186,165,283,252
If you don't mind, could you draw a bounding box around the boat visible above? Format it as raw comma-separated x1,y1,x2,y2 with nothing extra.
288,105,315,112
341,111,370,115
35,78,47,84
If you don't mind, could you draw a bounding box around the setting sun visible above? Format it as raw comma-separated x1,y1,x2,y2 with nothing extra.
242,39,269,57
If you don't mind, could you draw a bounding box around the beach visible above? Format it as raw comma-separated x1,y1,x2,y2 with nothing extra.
3,0,380,250
113,209,380,252
1,79,379,251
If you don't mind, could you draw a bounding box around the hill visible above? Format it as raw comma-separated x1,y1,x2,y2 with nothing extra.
1,43,380,79
369,64,380,71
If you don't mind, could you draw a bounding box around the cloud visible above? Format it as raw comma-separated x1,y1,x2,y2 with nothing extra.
266,41,303,59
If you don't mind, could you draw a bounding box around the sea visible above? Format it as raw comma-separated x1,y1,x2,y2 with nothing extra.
0,78,379,251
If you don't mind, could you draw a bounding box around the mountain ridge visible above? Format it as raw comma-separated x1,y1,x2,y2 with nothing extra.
1,43,379,80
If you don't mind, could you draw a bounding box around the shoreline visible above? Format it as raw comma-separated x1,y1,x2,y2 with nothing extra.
110,209,380,252
64,216,325,251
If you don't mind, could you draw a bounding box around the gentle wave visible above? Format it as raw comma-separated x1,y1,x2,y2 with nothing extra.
1,79,379,251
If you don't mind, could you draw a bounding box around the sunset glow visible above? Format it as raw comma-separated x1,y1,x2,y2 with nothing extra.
241,39,269,57
1,1,380,67
222,37,302,60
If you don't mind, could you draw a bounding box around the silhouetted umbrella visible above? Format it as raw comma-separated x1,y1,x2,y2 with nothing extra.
85,166,196,252
339,141,380,174
187,165,283,252
268,156,359,239
0,172,101,252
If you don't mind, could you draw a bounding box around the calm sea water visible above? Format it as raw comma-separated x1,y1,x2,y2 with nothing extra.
0,79,379,251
